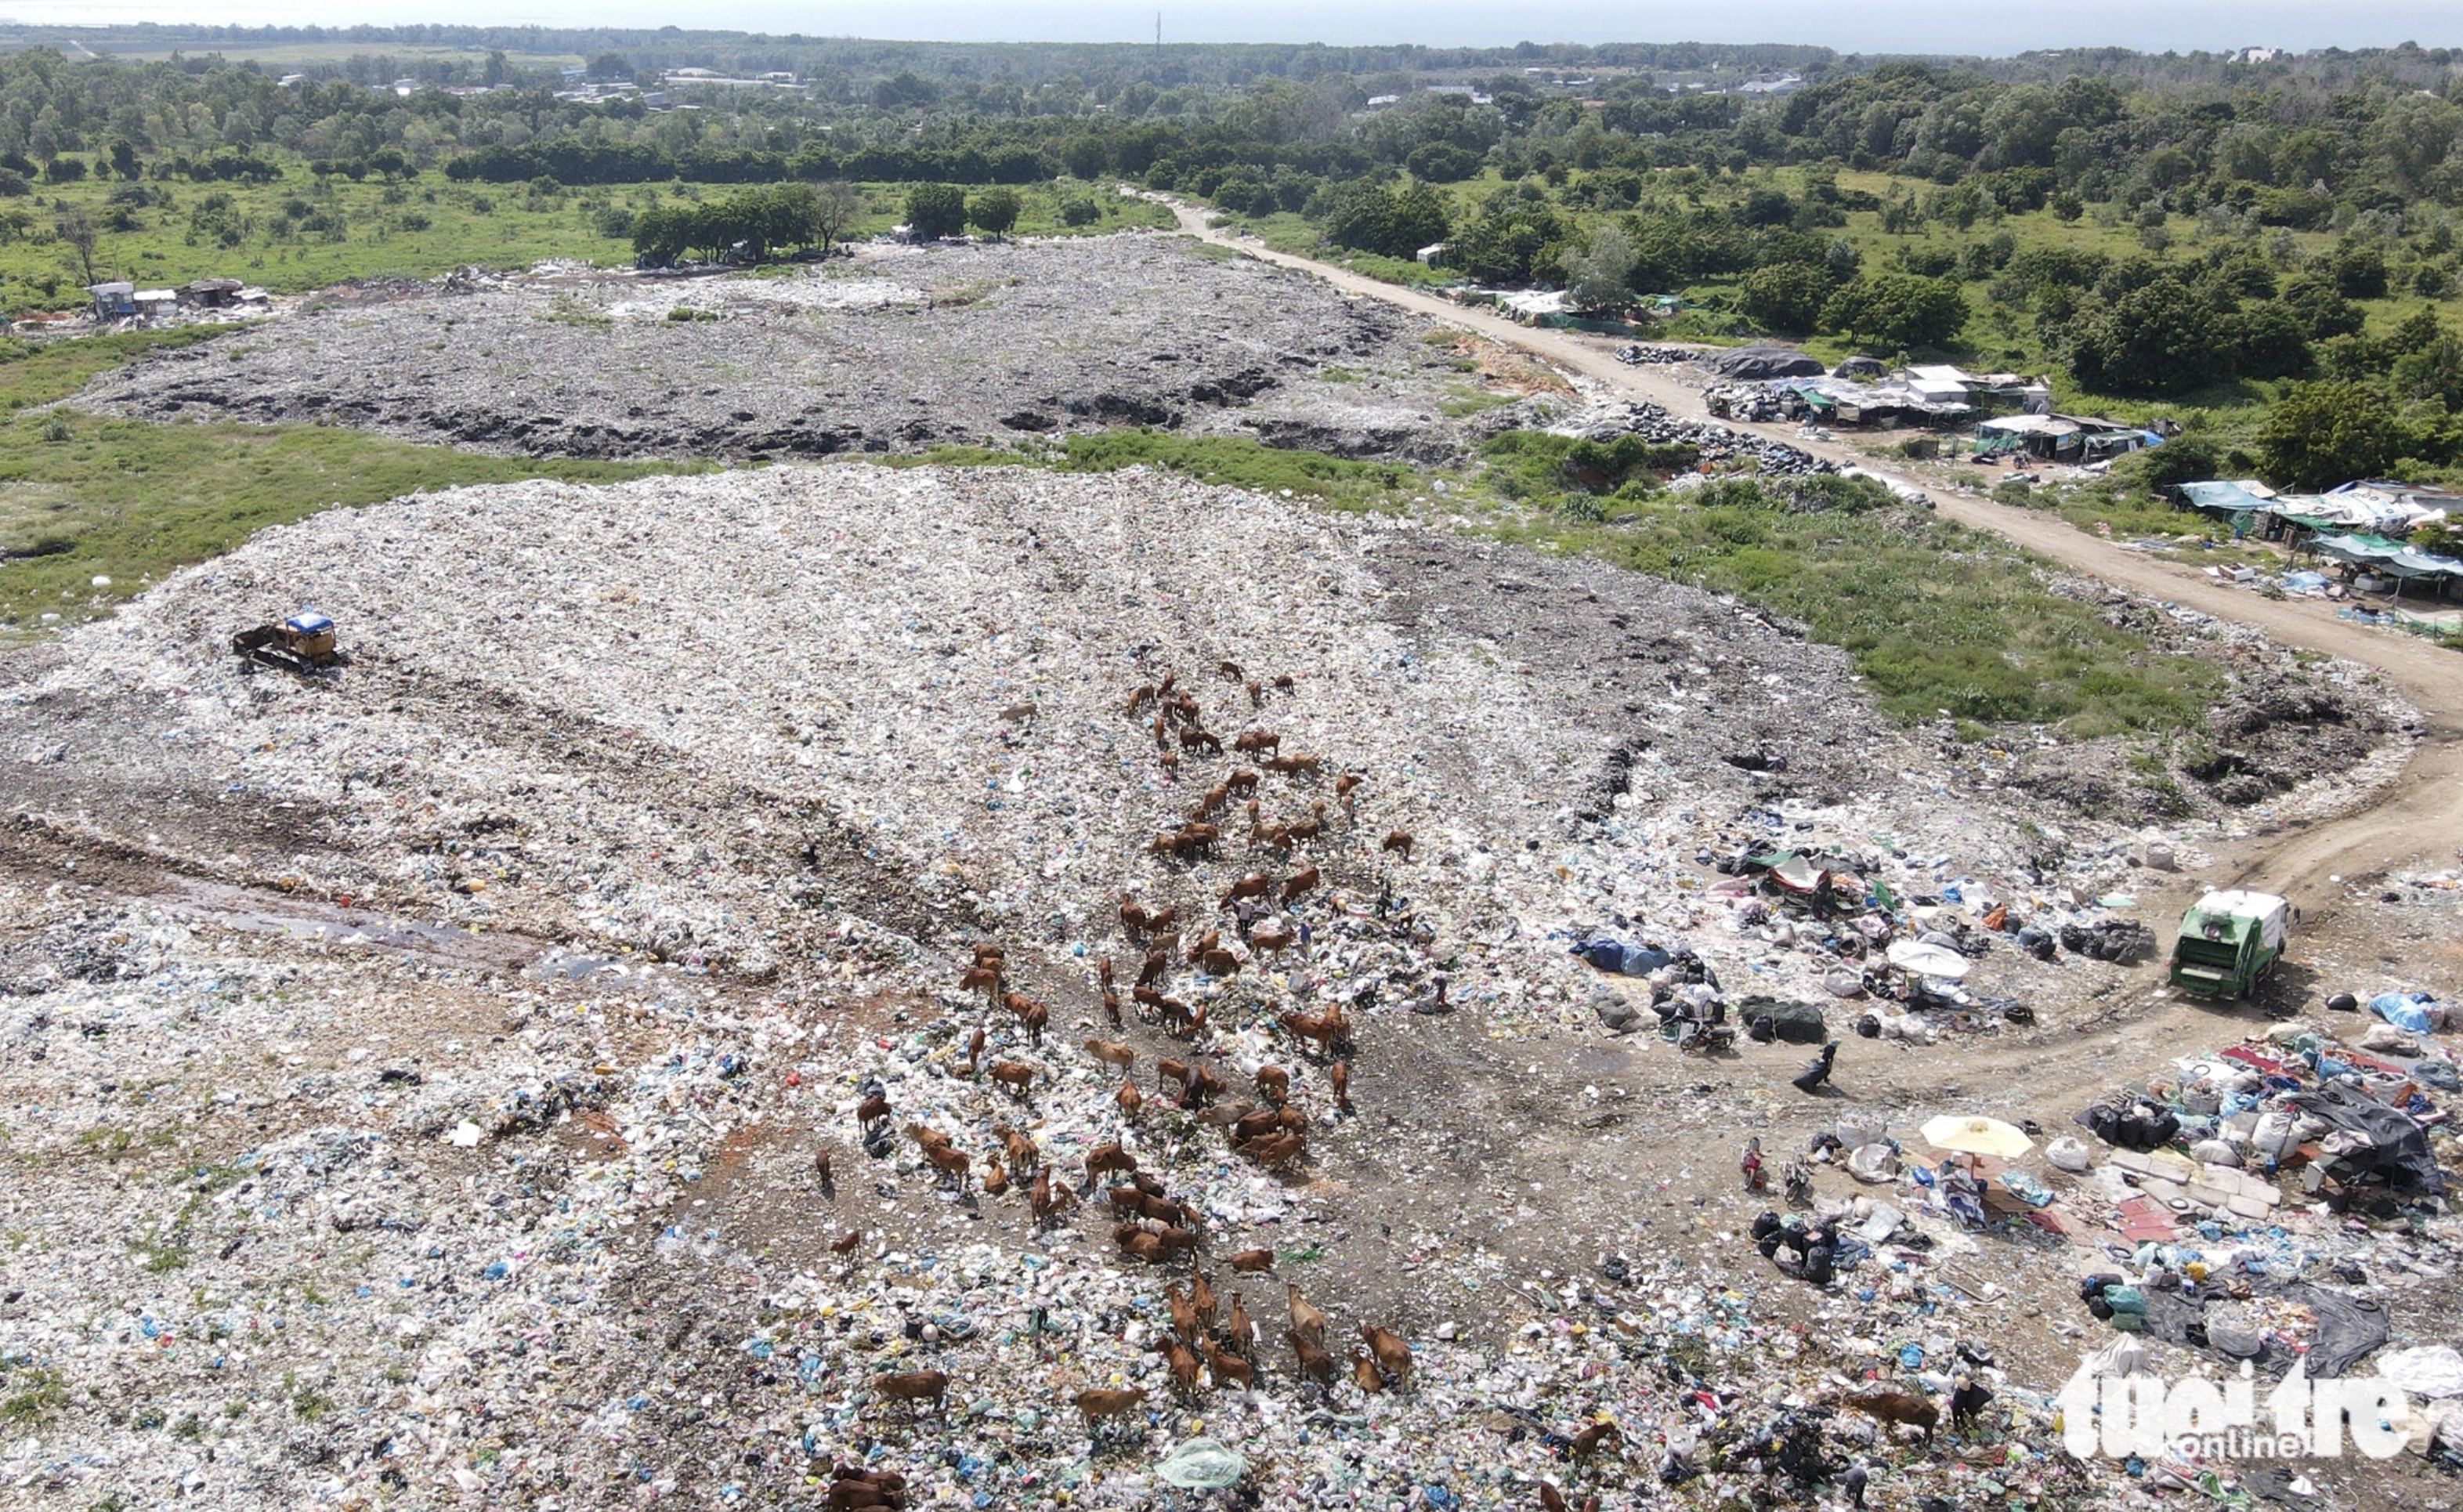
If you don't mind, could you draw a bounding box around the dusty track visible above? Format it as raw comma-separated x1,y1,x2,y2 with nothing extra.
1163,200,2463,909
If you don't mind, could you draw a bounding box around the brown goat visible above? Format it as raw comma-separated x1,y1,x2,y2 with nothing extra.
987,1061,1035,1098
1223,872,1273,906
1205,1342,1254,1391
1115,1226,1169,1264
1288,1283,1328,1344
855,1092,892,1131
922,1142,971,1189
1571,1419,1623,1461
1329,1060,1351,1112
1116,1081,1144,1120
1278,1007,1347,1055
1029,1167,1072,1224
1279,865,1321,905
957,962,1003,999
994,1125,1038,1172
1239,1131,1307,1168
1072,1387,1145,1434
1382,830,1415,861
1200,947,1241,978
1156,1057,1192,1093
1083,1037,1136,1074
1287,1328,1336,1387
1254,1064,1289,1105
1159,1337,1204,1397
1234,730,1281,757
1082,1143,1137,1185
1228,1248,1276,1275
1352,1350,1387,1395
1360,1325,1412,1390
966,1028,986,1076
1334,772,1363,804
1264,753,1323,777
905,1121,952,1153
1250,921,1296,954
1844,1391,1938,1441
1101,986,1123,1029
1225,769,1260,797
1018,1001,1047,1048
873,1370,949,1415
1226,1291,1254,1351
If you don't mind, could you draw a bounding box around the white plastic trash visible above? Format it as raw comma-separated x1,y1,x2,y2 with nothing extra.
2045,1137,2092,1173
1846,1142,1899,1183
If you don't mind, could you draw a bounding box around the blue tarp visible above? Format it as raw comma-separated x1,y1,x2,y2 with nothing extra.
1575,939,1671,976
2179,480,2275,515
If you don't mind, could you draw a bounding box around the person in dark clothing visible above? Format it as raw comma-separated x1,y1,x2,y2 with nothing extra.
1792,1040,1839,1094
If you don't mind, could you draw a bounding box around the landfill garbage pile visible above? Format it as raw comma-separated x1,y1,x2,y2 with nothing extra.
1611,344,1698,366
74,235,1497,465
1702,383,1804,425
1472,394,1831,477
2,463,2454,1510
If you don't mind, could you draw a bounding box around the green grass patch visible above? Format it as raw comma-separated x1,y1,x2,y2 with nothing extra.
885,429,1428,512
1476,436,2220,732
0,1366,64,1431
2,331,695,628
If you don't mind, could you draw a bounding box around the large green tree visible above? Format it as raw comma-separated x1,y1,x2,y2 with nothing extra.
904,183,968,241
1739,261,1832,336
1817,273,1966,349
2257,382,2407,491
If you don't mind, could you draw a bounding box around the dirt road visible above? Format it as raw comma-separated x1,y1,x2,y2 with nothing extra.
1163,201,2462,897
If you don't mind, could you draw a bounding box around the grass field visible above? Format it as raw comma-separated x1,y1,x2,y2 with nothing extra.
0,327,691,629
0,169,1173,316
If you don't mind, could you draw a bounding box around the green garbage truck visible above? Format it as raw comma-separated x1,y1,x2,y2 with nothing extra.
2166,889,2288,1000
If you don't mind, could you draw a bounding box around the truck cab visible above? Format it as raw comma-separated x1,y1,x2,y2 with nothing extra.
2167,889,2288,1000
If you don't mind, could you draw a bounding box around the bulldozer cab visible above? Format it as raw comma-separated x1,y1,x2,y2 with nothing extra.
233,610,339,671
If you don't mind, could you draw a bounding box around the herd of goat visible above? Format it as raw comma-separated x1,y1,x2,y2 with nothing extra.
791,661,1625,1499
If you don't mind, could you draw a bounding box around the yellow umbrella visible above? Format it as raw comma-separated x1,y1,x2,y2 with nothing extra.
1920,1115,2034,1160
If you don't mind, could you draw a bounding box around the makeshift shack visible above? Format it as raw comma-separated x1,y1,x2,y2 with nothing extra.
184,277,245,309
1974,413,2154,463
85,282,136,319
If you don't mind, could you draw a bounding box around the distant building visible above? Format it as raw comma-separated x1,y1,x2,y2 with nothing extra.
86,282,136,319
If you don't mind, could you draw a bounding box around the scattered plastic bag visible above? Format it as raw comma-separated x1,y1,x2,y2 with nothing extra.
1156,1438,1248,1489
2045,1137,2092,1173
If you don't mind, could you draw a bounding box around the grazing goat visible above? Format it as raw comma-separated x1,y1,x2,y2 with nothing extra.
1382,830,1415,861
1253,1065,1289,1105
1279,865,1321,905
1844,1391,1938,1441
1072,1387,1144,1434
987,1061,1035,1098
1083,1038,1136,1074
873,1370,949,1416
1360,1325,1412,1390
1228,1248,1276,1275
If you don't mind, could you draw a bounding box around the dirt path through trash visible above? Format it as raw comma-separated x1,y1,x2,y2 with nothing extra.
1162,201,2463,907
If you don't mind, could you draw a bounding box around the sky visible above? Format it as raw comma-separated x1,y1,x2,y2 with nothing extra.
0,0,2456,57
